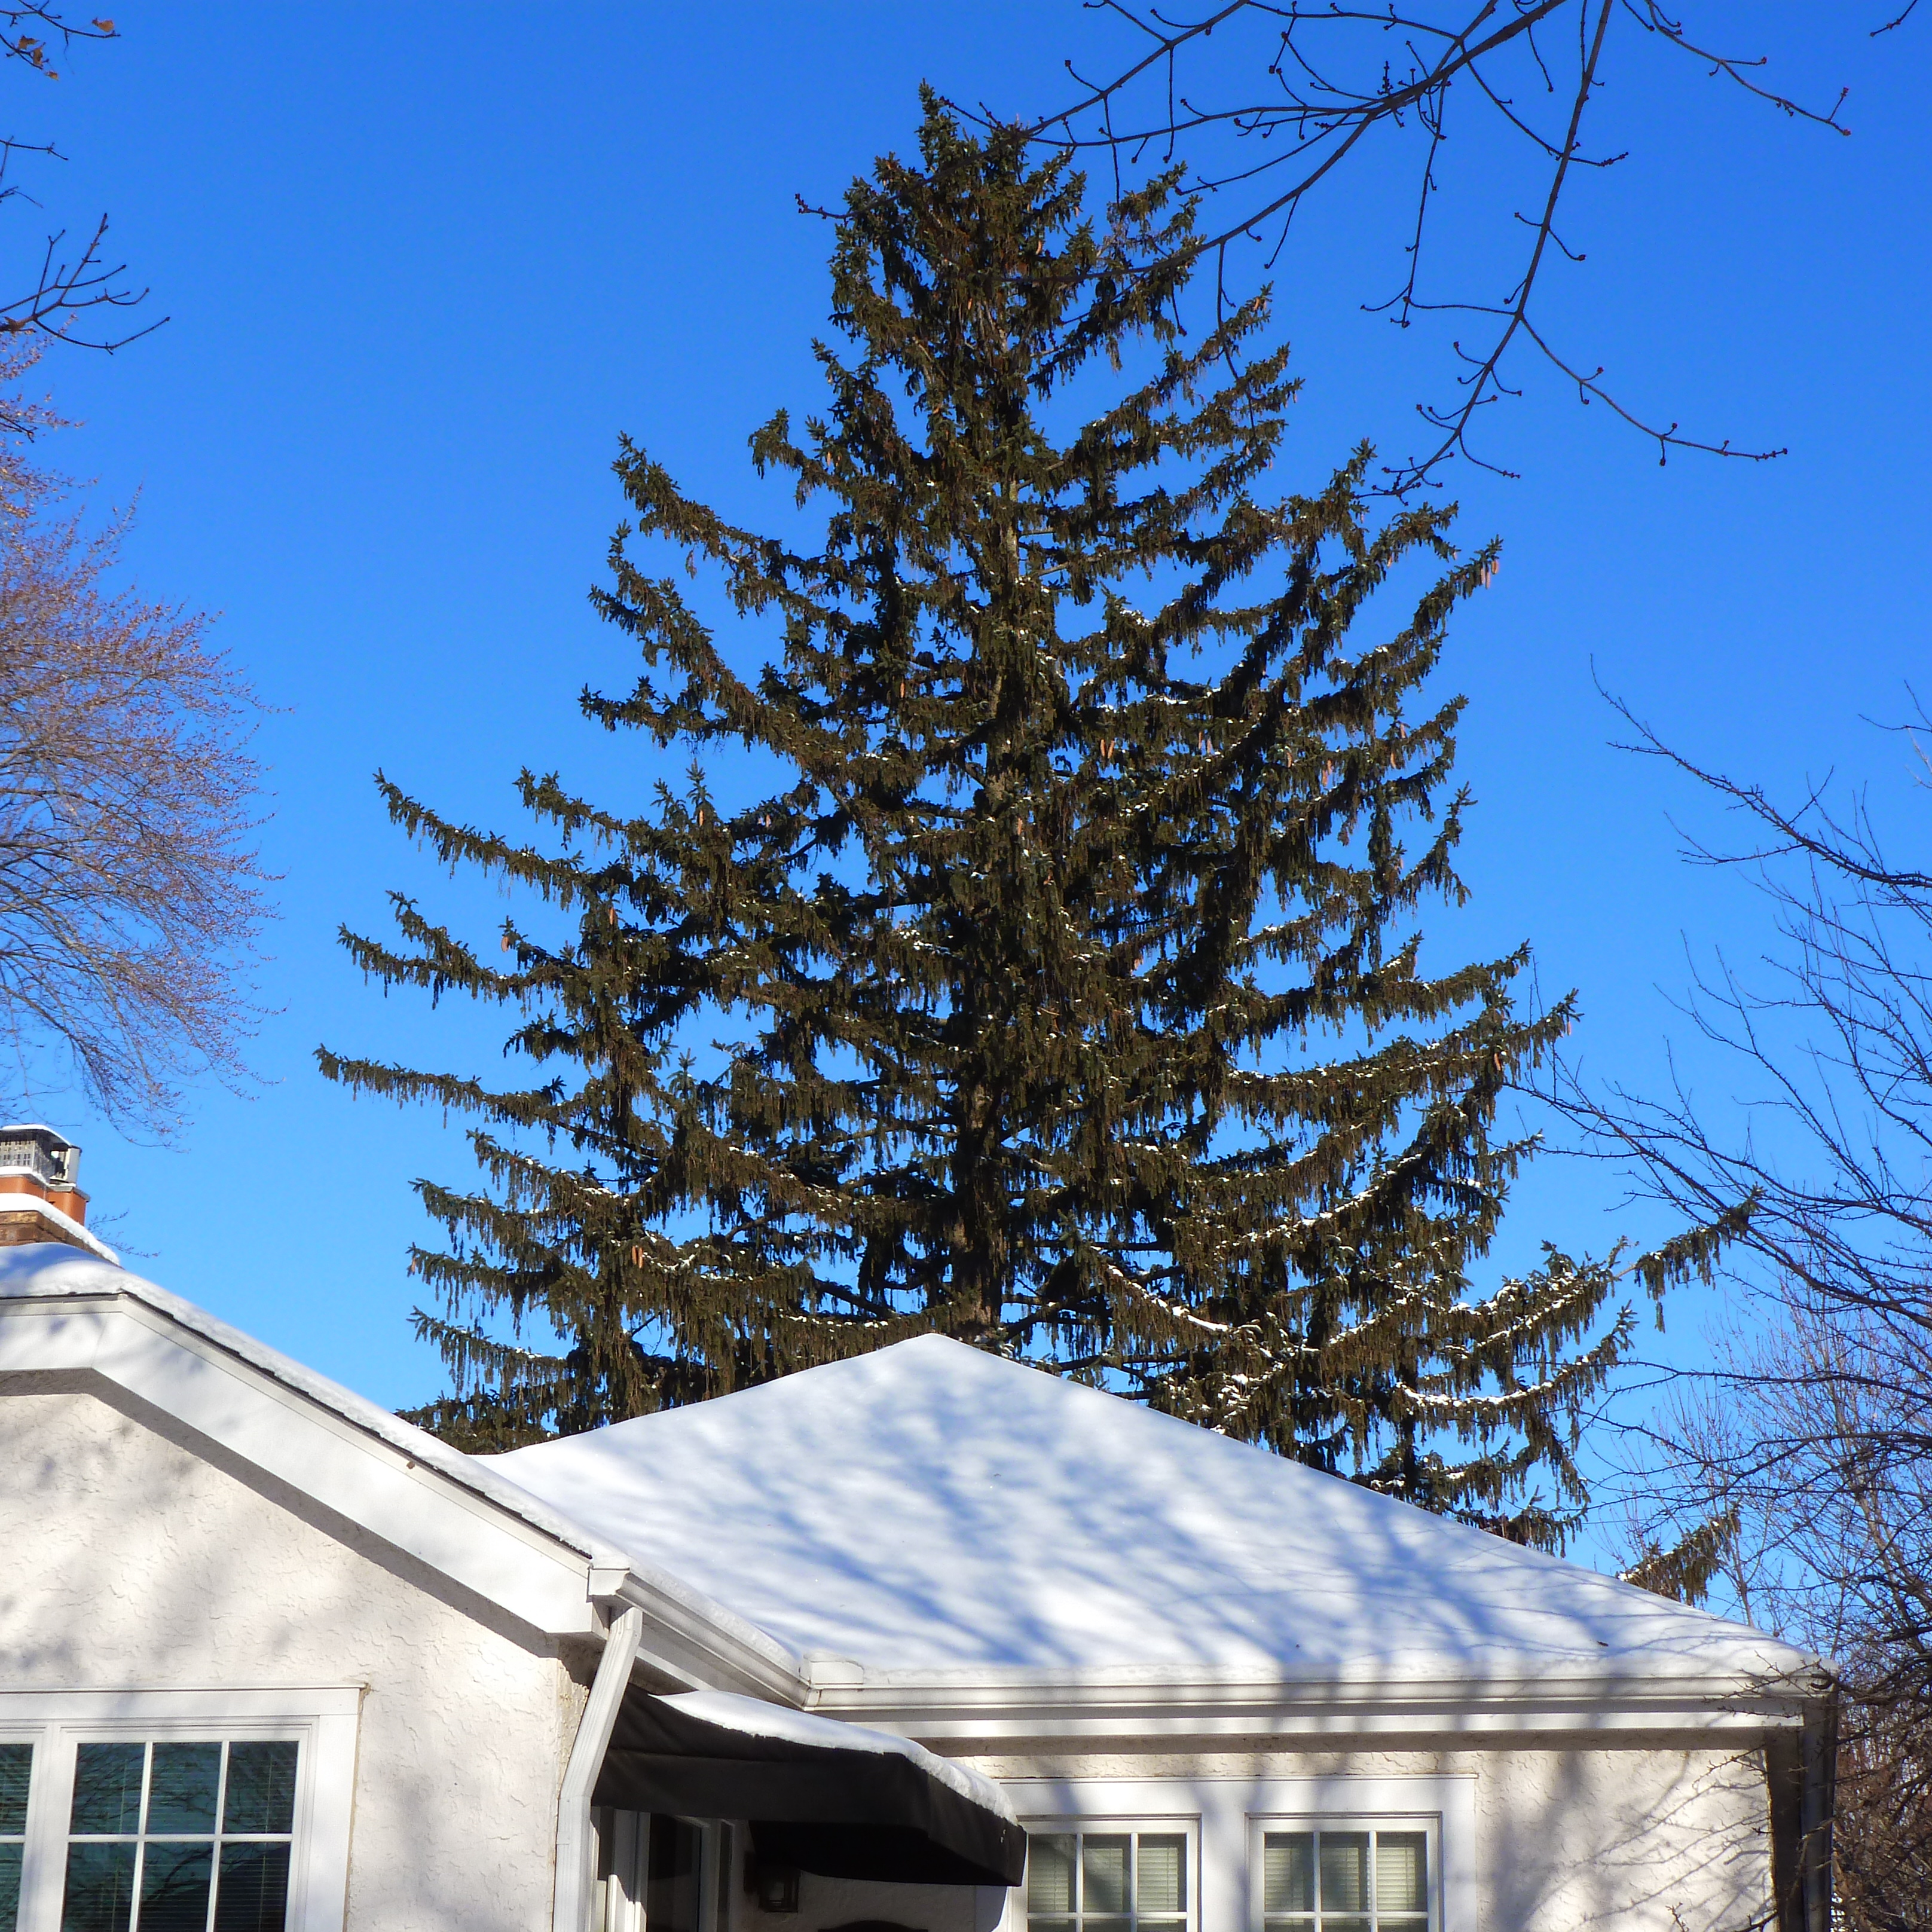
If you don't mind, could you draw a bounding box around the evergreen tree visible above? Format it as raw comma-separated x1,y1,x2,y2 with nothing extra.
322,98,1719,1541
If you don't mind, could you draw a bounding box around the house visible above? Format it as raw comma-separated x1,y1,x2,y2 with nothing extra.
0,1139,1834,1932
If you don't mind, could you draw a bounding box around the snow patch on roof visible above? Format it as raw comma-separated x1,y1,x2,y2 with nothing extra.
488,1334,1818,1687
658,1690,1014,1820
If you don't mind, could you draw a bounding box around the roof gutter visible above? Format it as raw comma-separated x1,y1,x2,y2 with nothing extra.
612,1568,809,1705
818,1662,1836,1740
554,1604,644,1932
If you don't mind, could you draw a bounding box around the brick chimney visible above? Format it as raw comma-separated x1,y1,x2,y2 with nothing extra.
0,1124,114,1258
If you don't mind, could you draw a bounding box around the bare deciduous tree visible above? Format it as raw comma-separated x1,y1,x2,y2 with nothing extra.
1013,3,1910,493
1572,713,1932,1929
0,394,267,1135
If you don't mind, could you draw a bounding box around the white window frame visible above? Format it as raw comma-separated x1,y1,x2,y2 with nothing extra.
999,1776,1475,1932
592,1812,732,1932
1246,1815,1440,1932
1017,1814,1202,1932
0,1687,360,1932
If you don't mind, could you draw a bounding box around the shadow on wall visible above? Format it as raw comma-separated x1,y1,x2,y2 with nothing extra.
0,1374,571,1932
1483,1742,1772,1932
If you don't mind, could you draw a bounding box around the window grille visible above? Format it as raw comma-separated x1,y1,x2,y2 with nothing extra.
1025,1829,1191,1932
1261,1830,1429,1932
59,1739,296,1932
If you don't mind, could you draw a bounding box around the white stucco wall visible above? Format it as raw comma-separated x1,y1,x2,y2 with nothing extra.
966,1747,1774,1932
0,1382,578,1932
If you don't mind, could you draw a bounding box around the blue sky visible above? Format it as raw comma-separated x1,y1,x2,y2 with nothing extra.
19,4,1930,1437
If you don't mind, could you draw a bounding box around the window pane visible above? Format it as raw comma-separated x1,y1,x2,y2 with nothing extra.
1137,1837,1185,1915
148,1747,221,1836
0,1745,29,1836
139,1841,213,1932
1263,1835,1313,1915
71,1746,145,1838
1027,1836,1076,1918
221,1747,296,1838
213,1843,289,1932
0,1844,20,1932
646,1815,702,1932
61,1841,137,1932
1318,1836,1368,1915
1084,1836,1130,1916
1084,1918,1131,1932
1374,1835,1427,1916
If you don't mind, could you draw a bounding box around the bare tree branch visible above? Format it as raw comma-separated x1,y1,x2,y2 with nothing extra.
1563,714,1932,1924
0,6,160,424
988,2,1886,492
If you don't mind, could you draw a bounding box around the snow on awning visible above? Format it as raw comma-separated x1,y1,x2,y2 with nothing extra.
592,1689,1023,1888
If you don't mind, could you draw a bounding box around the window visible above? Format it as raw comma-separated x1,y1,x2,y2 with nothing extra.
1026,1829,1191,1932
0,1688,355,1932
1261,1830,1429,1932
2,1745,31,1932
59,1740,297,1932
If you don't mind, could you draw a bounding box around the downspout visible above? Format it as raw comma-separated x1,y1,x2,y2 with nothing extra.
555,1604,644,1932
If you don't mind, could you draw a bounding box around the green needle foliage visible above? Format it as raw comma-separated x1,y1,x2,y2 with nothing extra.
322,97,1725,1543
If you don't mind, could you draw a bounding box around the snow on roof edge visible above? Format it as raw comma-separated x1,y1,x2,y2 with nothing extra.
0,1197,118,1264
659,1690,1017,1820
0,1243,806,1679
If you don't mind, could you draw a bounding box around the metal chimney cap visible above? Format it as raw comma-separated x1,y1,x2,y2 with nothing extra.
0,1125,80,1188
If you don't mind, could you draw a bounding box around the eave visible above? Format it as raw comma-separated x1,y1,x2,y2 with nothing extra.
804,1662,1838,1743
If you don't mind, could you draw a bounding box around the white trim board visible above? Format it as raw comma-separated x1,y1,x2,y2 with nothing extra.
830,1674,1811,1741
999,1777,1479,1932
0,1684,362,1932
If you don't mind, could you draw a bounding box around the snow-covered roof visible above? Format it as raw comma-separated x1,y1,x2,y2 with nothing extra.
488,1334,1819,1694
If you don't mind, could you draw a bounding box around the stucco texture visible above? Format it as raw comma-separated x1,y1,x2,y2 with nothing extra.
0,1383,576,1932
970,1747,1774,1932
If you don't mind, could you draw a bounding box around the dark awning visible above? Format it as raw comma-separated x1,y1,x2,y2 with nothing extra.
592,1689,1024,1888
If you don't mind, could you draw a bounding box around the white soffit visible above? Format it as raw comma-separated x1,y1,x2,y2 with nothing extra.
488,1334,1825,1703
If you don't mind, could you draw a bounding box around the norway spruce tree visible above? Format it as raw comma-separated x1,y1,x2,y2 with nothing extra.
323,99,1714,1543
